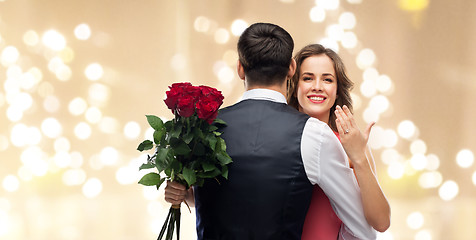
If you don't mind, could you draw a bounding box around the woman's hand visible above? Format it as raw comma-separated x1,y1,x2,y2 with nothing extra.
335,105,375,165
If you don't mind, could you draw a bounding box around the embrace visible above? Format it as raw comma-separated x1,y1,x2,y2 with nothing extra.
164,22,391,240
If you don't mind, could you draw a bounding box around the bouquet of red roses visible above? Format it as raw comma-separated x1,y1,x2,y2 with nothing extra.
137,82,232,240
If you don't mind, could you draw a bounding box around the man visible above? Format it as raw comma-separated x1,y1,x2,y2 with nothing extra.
165,22,376,240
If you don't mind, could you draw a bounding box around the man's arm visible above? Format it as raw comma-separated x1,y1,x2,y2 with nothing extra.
301,118,376,239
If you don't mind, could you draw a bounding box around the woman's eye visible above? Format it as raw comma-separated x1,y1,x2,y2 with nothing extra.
303,77,312,81
324,78,333,82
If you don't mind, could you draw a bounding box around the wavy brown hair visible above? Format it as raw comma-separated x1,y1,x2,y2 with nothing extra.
287,44,353,132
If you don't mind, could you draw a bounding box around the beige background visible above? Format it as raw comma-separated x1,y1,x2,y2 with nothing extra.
0,0,475,239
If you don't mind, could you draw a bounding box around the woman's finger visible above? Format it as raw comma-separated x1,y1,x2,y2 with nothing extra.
342,105,357,128
335,106,350,134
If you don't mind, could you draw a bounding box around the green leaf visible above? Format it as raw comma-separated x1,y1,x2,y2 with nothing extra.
202,162,216,172
221,165,229,179
138,172,164,186
205,134,217,150
153,128,165,145
213,131,222,136
172,140,191,155
137,140,153,151
217,152,232,165
146,115,164,131
192,142,205,156
197,169,221,178
164,120,173,131
213,118,227,126
139,163,154,171
156,147,170,171
182,167,196,186
208,125,218,132
183,131,194,144
170,122,182,138
169,159,182,175
218,138,227,152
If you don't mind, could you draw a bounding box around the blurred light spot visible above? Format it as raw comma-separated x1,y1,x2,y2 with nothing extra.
144,127,154,140
69,97,88,116
439,180,459,201
74,122,91,140
54,137,71,152
231,19,248,36
194,16,211,32
1,46,20,66
54,151,72,168
319,38,339,52
310,6,326,22
356,48,376,69
82,178,102,198
415,229,432,240
23,30,40,46
70,151,84,168
116,166,137,185
325,24,344,41
399,0,429,12
85,63,104,81
88,83,110,106
124,121,141,139
369,95,389,114
425,154,440,171
398,120,417,139
217,66,234,84
42,30,66,51
0,135,8,151
11,123,29,147
347,0,362,3
41,118,62,138
59,47,75,63
363,107,379,124
20,71,37,90
360,68,378,97
98,117,119,134
223,49,238,66
21,146,49,176
341,32,358,49
382,129,398,148
25,126,42,146
456,149,474,168
170,54,186,71
0,198,10,212
48,57,65,73
43,95,60,113
418,171,442,189
376,74,393,93
0,210,8,236
406,212,424,229
350,93,361,110
143,185,160,200
376,231,394,240
55,65,72,81
0,93,5,108
388,161,404,179
74,23,91,40
13,92,33,112
85,107,102,124
410,139,427,155
100,146,119,166
2,175,20,192
316,0,340,10
410,154,427,170
368,126,384,149
381,148,400,165
63,169,87,186
339,12,356,29
214,28,230,44
7,105,23,122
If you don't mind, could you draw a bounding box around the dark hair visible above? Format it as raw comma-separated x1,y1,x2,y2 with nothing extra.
287,44,353,132
237,22,294,86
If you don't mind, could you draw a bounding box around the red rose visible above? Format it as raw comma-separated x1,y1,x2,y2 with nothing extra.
164,82,191,111
196,98,221,124
183,85,202,102
177,95,195,118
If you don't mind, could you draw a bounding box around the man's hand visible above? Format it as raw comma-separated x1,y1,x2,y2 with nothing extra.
164,181,188,205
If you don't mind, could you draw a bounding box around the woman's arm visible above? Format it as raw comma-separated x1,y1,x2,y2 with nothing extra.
335,105,391,232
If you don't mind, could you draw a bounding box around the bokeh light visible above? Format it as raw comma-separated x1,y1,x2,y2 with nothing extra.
42,30,66,51
418,171,442,189
339,12,356,29
23,30,40,46
406,211,424,230
85,63,104,81
124,121,141,139
398,120,417,139
309,6,326,22
74,23,92,40
194,16,211,32
231,19,248,36
2,175,20,192
82,178,103,198
74,122,92,140
456,149,474,168
214,28,230,44
438,180,459,201
41,117,63,138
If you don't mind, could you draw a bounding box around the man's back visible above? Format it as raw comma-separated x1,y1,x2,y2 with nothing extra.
194,99,312,240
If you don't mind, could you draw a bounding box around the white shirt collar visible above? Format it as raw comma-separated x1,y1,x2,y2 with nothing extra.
240,89,287,104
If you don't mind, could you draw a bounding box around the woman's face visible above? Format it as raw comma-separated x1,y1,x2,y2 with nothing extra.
296,54,337,123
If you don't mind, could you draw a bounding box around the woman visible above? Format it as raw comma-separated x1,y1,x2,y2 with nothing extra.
287,44,390,239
